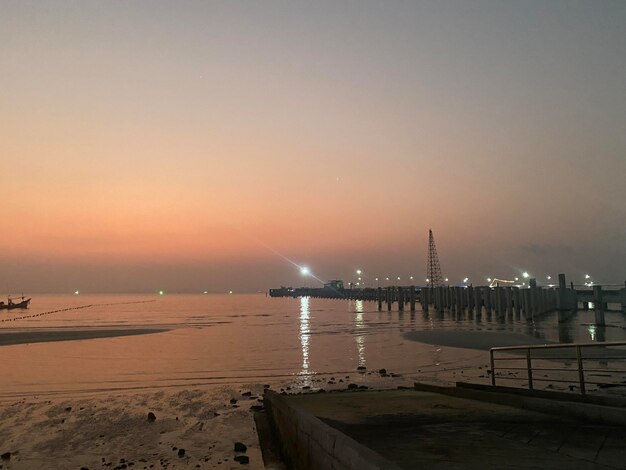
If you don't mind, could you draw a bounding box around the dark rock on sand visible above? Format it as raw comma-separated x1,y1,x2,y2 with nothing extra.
378,368,387,374
249,405,263,411
347,383,358,390
177,448,185,457
229,398,238,404
234,455,250,464
1,453,10,461
241,391,252,397
358,385,369,390
356,366,366,371
147,412,156,422
234,442,247,452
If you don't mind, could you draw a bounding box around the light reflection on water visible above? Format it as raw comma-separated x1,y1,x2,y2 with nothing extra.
0,294,625,395
299,296,311,385
354,300,366,368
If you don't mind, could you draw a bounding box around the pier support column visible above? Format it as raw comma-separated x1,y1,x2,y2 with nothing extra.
483,287,492,314
455,287,463,314
466,286,474,312
505,287,512,315
593,285,606,312
474,288,482,315
495,287,503,316
377,287,382,311
386,287,392,311
595,309,606,326
398,287,404,311
409,286,416,312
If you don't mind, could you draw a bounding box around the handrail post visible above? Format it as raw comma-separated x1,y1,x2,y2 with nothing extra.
490,349,496,386
576,346,586,395
526,348,533,390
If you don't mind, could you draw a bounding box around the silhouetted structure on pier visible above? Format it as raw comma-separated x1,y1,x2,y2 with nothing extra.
427,229,444,287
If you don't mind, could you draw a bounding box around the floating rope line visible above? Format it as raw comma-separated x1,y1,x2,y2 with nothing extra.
0,299,156,323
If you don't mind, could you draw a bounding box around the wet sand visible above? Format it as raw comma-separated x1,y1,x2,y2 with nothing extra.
403,330,626,359
0,329,168,347
0,373,415,469
403,330,553,351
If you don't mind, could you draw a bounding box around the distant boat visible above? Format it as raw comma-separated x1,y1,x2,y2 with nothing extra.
0,296,31,310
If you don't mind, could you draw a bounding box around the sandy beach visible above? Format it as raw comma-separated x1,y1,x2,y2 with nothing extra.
0,373,423,469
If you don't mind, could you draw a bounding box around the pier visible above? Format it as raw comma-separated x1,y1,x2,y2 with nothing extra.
269,273,626,318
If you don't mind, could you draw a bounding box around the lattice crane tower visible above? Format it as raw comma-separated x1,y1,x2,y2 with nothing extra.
427,229,444,287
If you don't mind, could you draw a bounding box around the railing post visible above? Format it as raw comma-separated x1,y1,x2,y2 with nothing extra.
490,349,496,386
526,348,533,390
576,346,586,395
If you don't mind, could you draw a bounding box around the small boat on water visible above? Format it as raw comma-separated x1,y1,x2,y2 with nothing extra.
0,295,31,310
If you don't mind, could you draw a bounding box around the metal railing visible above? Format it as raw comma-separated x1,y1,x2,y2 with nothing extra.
489,341,626,395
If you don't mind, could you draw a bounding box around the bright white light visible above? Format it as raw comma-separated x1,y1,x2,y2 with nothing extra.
203,290,208,294
74,290,79,295
444,278,449,282
547,275,551,280
375,278,378,281
410,276,413,280
300,266,310,276
397,276,401,280
358,277,362,281
385,277,389,281
463,277,469,283
426,278,430,282
487,278,492,283
229,290,233,294
514,277,519,281
159,290,164,295
522,272,530,279
356,269,362,275
585,274,590,279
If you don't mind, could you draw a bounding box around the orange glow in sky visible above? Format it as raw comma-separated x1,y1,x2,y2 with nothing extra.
2,2,624,292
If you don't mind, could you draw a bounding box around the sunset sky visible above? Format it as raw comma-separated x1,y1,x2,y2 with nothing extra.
2,1,625,293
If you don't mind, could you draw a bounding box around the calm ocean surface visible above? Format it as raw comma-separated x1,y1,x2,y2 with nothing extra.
1,294,625,397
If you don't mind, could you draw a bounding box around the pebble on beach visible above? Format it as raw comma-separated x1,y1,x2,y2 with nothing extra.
234,455,249,464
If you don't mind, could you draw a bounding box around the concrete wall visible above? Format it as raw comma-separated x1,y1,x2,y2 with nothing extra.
264,390,401,470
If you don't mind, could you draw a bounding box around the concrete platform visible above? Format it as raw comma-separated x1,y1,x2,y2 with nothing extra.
265,388,626,469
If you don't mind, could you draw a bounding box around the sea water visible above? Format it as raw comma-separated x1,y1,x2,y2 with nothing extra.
1,294,625,396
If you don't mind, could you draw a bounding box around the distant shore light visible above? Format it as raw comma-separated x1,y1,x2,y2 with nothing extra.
159,290,164,295
522,272,530,279
300,266,310,276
